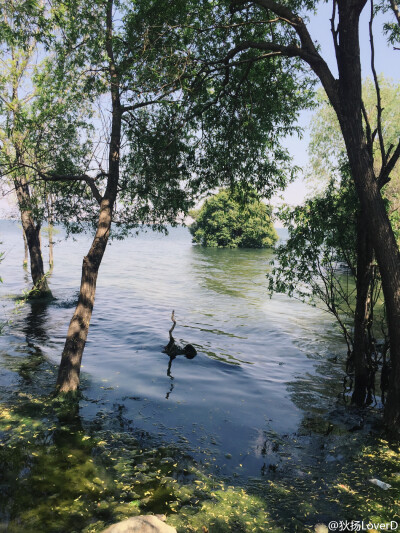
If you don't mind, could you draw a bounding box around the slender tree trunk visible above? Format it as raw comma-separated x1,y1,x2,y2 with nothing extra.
352,212,374,406
57,1,121,393
22,227,28,268
47,194,55,268
56,198,114,392
48,224,54,269
345,146,400,430
14,176,51,296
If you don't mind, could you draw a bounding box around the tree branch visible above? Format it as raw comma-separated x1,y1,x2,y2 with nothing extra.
379,139,400,188
10,163,105,204
369,0,386,166
228,1,340,111
361,100,373,158
169,310,176,341
390,0,400,28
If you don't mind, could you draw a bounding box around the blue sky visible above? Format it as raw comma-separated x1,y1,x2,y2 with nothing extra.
279,1,400,206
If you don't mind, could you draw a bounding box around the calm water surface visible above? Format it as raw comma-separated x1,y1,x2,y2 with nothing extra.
0,221,349,479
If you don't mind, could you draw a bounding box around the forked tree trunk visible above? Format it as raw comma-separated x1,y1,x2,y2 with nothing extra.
344,143,400,430
351,213,374,406
327,3,400,434
14,176,51,296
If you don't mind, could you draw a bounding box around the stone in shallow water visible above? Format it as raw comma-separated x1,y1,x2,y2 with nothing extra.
101,515,177,533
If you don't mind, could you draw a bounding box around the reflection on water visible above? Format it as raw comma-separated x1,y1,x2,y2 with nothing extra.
0,222,399,532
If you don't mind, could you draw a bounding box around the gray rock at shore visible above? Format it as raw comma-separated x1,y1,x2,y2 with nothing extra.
101,515,177,533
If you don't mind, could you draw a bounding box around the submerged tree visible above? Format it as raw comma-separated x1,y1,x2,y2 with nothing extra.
0,1,50,295
306,79,400,406
190,189,277,248
0,0,92,296
215,0,400,433
2,0,312,395
269,172,389,404
271,79,400,407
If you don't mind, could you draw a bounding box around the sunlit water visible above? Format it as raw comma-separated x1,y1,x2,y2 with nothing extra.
0,221,349,475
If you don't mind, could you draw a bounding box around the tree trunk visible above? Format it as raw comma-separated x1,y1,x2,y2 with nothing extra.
345,144,400,431
56,199,112,392
48,195,54,269
48,224,54,268
351,212,374,406
329,2,400,434
14,176,51,296
56,4,121,393
22,227,28,268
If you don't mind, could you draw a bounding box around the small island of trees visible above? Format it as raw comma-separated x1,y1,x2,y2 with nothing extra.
189,190,278,248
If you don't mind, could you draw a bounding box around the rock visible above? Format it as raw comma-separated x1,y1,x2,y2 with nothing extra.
369,478,392,490
101,515,177,533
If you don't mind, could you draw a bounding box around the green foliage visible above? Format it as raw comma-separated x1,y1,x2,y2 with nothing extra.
190,189,277,248
268,174,359,348
1,354,400,533
0,1,95,231
377,0,400,46
1,0,316,240
307,79,400,238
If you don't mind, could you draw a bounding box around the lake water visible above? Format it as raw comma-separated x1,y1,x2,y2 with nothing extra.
0,220,348,472
1,220,397,532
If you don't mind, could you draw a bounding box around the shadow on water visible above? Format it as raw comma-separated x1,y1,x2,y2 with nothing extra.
23,298,51,344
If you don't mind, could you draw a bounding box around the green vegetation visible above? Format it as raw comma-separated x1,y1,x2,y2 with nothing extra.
0,356,399,533
189,190,277,249
270,78,400,405
269,175,358,349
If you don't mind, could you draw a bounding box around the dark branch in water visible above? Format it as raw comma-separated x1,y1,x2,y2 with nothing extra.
163,310,197,359
169,310,176,341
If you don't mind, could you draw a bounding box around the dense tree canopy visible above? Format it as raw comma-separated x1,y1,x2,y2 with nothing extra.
190,189,277,248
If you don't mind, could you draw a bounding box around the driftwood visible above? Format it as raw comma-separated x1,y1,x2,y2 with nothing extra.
163,310,197,359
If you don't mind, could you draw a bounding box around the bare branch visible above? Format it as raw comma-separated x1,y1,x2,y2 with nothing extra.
361,100,373,158
369,0,386,165
169,310,176,341
379,139,400,188
330,0,339,58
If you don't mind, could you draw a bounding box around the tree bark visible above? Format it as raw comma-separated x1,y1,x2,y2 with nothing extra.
56,198,113,392
14,176,51,296
234,0,400,431
48,223,54,269
332,3,400,432
22,227,28,268
47,194,54,268
351,212,374,406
